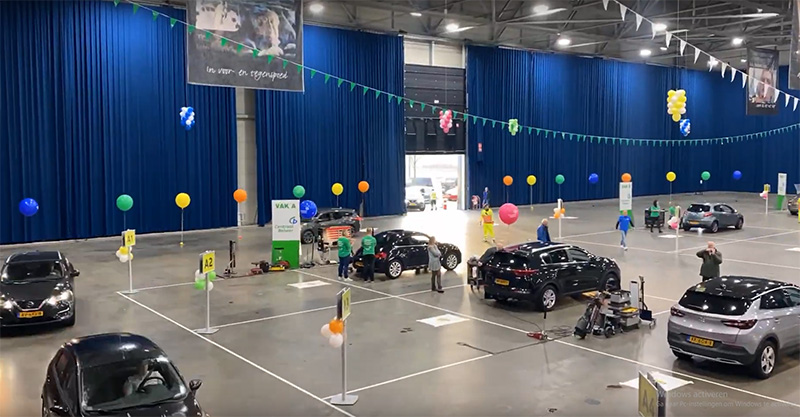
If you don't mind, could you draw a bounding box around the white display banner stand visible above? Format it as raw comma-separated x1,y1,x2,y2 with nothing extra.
272,200,301,268
619,182,633,212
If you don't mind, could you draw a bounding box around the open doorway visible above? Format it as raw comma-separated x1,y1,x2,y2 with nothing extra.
405,154,465,212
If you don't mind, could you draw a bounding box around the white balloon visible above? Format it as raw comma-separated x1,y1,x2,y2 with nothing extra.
208,282,214,291
321,324,333,338
679,108,686,114
115,250,122,257
667,109,674,115
328,333,344,348
118,254,129,263
677,89,686,95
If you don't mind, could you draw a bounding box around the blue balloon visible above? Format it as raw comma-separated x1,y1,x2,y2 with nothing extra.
733,170,742,180
19,198,39,217
300,200,318,219
588,173,599,184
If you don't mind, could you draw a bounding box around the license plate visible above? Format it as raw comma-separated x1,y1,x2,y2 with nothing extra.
689,221,699,225
354,262,363,267
494,278,509,286
687,335,714,347
18,311,44,319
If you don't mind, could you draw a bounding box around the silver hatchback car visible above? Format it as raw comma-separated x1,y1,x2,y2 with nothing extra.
681,203,744,233
668,276,800,379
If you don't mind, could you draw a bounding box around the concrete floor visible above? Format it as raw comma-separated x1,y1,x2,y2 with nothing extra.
1,191,799,416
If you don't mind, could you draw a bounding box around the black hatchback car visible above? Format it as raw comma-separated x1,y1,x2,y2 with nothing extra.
1,251,78,328
42,333,204,417
352,230,462,279
482,242,620,311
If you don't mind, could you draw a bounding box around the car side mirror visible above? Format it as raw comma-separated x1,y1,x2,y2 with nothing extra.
189,379,202,392
71,270,80,277
49,405,70,417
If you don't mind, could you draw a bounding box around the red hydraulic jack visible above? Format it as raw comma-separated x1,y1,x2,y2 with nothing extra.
526,310,549,340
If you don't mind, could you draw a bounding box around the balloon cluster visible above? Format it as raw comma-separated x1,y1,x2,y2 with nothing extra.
19,198,39,217
679,118,691,137
194,269,217,290
508,119,519,136
439,110,453,133
666,89,687,122
759,190,768,200
321,318,345,348
553,207,566,219
114,246,133,263
179,107,195,130
499,203,519,225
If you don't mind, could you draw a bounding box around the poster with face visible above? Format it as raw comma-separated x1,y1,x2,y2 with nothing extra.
187,0,303,91
746,48,779,116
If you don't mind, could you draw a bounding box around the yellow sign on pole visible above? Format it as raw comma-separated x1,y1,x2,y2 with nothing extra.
638,372,657,417
122,229,136,247
338,288,351,320
200,251,216,274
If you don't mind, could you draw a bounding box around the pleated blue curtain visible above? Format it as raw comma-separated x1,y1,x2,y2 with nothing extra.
0,1,238,244
466,45,800,205
255,25,405,224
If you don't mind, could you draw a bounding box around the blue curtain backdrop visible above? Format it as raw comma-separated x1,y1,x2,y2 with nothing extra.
466,45,800,205
255,25,405,224
0,1,237,244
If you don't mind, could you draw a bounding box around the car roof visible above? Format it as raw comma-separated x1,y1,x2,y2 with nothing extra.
318,207,356,213
690,202,730,206
66,333,166,368
502,241,569,255
687,276,794,300
6,251,63,264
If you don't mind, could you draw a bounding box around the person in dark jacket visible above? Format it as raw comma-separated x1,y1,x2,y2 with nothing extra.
428,236,443,293
697,241,722,282
537,219,551,243
482,187,491,207
616,210,635,251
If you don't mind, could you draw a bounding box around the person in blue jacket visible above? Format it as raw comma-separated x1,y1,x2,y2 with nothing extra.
616,210,634,251
537,219,551,243
482,187,490,207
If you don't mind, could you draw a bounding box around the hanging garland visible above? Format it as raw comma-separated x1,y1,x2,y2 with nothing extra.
117,0,799,147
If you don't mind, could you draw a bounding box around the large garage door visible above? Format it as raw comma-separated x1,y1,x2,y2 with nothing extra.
404,64,466,154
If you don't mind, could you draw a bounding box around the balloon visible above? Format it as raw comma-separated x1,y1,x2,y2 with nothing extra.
118,254,129,263
508,119,520,136
175,193,191,209
679,119,691,137
118,246,129,256
555,174,565,185
331,183,343,196
527,175,537,186
678,95,687,103
195,270,203,281
358,181,370,193
116,194,133,212
588,173,599,184
560,208,566,214
498,203,519,225
701,171,711,181
503,176,513,186
329,319,344,334
321,324,333,338
667,90,676,96
666,172,676,182
300,200,318,219
18,198,39,217
207,271,217,282
194,280,214,291
759,191,768,200
667,108,674,115
672,113,681,122
233,189,247,203
293,185,305,199
554,212,561,219
129,253,134,261
733,170,742,180
679,108,686,115
621,173,632,183
329,333,344,348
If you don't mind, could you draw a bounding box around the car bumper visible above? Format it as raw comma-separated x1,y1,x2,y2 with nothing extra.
682,218,714,228
352,257,386,272
667,331,754,365
0,305,74,328
484,284,536,301
406,202,425,210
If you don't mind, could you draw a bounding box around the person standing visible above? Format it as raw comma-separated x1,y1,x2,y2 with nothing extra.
616,210,634,250
649,200,663,233
480,204,495,242
482,187,491,207
430,190,438,211
337,235,353,282
697,242,722,282
537,219,551,243
360,228,377,283
428,236,443,293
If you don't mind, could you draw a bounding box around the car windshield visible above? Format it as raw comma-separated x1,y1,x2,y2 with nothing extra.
687,204,711,213
1,261,63,283
678,291,750,316
82,357,187,412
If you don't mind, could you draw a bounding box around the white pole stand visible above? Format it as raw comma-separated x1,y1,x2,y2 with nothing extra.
120,246,137,295
558,216,562,240
194,273,218,335
237,204,243,240
330,321,358,406
765,195,769,215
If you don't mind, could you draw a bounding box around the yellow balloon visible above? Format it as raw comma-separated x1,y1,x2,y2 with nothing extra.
666,172,676,182
667,90,676,96
671,113,681,122
527,175,537,186
175,193,191,209
678,95,687,103
331,183,343,196
118,246,129,255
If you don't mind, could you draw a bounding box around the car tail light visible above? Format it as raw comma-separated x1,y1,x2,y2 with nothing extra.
512,269,539,277
703,212,713,217
353,216,363,221
375,252,387,260
670,306,685,317
721,319,757,329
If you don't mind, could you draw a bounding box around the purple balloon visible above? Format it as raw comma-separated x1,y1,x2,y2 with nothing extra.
19,198,39,217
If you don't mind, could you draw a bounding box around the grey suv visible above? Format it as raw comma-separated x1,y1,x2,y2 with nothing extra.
300,208,362,244
668,276,800,379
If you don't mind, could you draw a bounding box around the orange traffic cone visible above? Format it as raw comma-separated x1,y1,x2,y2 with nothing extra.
443,201,447,210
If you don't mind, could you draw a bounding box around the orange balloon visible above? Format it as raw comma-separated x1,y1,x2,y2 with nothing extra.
621,173,632,183
233,189,247,203
358,181,370,193
554,212,561,219
329,319,344,334
560,208,566,214
503,175,513,186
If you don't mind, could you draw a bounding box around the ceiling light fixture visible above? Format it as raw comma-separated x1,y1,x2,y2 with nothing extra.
533,5,549,14
445,23,460,32
732,37,744,46
556,37,571,46
640,49,652,57
309,3,324,13
740,58,747,63
660,46,668,51
653,23,667,32
410,12,422,17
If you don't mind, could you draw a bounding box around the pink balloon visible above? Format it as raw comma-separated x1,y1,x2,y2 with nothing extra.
498,203,519,225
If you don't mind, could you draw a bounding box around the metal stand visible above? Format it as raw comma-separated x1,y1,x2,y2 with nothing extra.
121,246,137,294
329,322,358,405
765,194,769,215
180,209,185,247
194,273,218,335
237,203,243,240
558,216,562,240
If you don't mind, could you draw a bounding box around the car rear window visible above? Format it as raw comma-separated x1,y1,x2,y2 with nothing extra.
486,252,531,270
687,204,710,213
678,291,750,316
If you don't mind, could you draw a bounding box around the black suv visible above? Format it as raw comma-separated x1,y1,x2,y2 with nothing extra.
301,208,362,244
481,242,620,311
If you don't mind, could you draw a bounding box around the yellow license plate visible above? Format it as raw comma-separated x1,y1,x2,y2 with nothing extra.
355,262,363,267
494,278,510,286
689,221,699,225
687,336,714,347
18,311,44,319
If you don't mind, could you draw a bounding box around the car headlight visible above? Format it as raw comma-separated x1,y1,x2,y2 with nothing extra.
0,296,14,310
47,290,73,306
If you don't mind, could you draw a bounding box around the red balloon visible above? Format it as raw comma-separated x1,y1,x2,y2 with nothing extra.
498,203,519,225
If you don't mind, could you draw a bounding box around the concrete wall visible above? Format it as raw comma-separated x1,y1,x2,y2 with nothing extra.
235,88,258,225
403,39,464,68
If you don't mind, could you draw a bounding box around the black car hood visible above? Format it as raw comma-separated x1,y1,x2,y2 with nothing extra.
0,279,63,301
86,397,202,417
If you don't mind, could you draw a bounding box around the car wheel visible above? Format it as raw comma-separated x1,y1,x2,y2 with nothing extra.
301,230,315,244
735,218,744,230
602,273,620,291
683,225,691,232
672,350,692,361
535,285,558,311
65,313,75,327
444,253,459,270
750,341,777,379
420,205,426,211
385,259,403,279
710,221,719,233
350,226,358,236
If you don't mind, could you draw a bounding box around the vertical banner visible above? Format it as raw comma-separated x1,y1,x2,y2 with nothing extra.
187,0,304,90
272,199,300,267
619,182,633,212
791,0,800,90
747,48,779,115
776,173,788,210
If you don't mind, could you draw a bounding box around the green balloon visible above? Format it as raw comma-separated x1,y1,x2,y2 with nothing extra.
555,174,565,185
194,280,205,290
116,194,133,212
293,185,306,198
701,171,711,181
208,271,217,281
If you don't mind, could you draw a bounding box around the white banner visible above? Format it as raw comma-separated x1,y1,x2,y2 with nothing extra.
778,173,787,196
619,182,633,211
272,199,300,240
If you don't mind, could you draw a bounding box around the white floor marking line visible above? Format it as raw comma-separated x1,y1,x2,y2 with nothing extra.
652,309,671,317
786,247,800,252
646,295,679,303
116,292,357,417
296,271,800,409
565,239,668,254
678,230,800,253
321,354,493,400
132,281,195,291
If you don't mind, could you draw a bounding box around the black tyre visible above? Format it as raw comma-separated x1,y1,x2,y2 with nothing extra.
750,340,777,379
301,230,315,244
420,205,426,211
683,225,691,232
534,285,558,311
710,221,719,233
672,350,692,361
64,314,75,327
602,273,620,291
350,226,358,236
443,252,459,271
735,218,744,230
385,259,403,279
